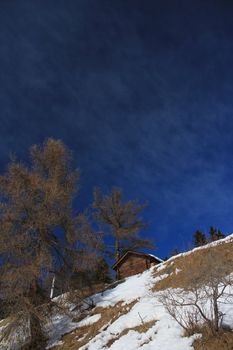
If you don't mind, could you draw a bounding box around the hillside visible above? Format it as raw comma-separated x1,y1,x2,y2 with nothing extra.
1,234,233,350
48,234,233,350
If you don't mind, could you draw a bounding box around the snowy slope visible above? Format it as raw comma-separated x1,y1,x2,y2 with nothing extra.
49,233,233,350
77,269,199,350
1,234,233,350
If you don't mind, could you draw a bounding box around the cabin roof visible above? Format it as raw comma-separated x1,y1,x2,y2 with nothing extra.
112,250,163,270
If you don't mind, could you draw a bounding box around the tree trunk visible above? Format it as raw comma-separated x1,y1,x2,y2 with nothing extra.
115,238,120,261
23,314,47,350
213,289,219,333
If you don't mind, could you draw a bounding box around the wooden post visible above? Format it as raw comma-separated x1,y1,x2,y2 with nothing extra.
50,275,56,299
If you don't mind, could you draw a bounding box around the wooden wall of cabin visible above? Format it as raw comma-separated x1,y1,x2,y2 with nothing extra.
117,255,151,279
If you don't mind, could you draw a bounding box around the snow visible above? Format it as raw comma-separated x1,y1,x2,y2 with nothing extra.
77,314,101,327
156,261,172,272
147,254,164,263
46,312,80,349
1,234,232,350
91,269,155,308
76,234,233,350
166,233,233,263
79,267,201,350
46,313,101,349
78,265,233,350
220,282,233,327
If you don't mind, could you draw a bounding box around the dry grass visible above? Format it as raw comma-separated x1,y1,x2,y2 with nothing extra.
51,300,137,350
153,239,233,350
105,320,156,348
52,238,233,349
0,317,10,328
184,323,233,350
193,329,233,350
64,282,111,307
153,240,233,291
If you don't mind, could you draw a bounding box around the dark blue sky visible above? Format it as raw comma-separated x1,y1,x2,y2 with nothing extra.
1,0,233,257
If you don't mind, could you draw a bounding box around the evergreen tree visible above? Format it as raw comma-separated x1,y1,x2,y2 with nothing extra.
209,226,225,241
193,230,207,247
193,227,225,248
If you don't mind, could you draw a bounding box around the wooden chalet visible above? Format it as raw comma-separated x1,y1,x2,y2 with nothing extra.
112,251,163,279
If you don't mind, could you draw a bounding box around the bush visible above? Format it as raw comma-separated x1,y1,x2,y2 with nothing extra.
158,249,233,335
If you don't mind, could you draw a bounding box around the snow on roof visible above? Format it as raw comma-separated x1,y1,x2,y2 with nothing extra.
147,254,164,263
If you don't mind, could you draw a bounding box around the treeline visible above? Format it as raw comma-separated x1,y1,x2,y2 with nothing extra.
167,227,225,259
193,227,225,247
0,138,152,349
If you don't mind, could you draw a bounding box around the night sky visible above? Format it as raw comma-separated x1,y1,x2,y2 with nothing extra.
1,0,233,258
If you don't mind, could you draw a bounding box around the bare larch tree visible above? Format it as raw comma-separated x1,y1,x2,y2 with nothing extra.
92,187,153,261
0,138,100,349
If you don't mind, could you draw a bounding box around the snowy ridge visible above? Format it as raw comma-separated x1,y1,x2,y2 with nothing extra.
165,232,233,264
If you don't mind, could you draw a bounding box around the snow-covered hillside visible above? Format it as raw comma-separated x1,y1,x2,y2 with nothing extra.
72,270,198,350
48,234,233,350
1,234,233,350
